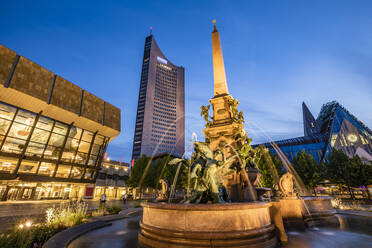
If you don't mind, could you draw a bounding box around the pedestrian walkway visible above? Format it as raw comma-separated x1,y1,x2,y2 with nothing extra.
69,210,142,248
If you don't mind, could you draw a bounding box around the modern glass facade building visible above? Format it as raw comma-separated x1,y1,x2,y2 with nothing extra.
93,159,130,200
0,44,120,201
255,101,372,162
132,35,185,160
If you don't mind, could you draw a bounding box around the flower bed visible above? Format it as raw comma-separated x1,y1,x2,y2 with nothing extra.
0,202,88,248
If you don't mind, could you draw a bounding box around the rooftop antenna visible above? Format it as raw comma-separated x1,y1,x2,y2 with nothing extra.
150,26,153,35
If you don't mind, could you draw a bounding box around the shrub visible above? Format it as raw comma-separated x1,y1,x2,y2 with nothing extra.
0,202,89,248
0,225,65,248
91,208,105,217
46,202,88,227
106,205,122,214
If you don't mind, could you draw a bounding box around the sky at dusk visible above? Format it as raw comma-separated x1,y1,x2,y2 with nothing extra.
1,1,372,162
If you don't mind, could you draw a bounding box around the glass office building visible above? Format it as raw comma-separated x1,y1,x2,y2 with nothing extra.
0,44,120,201
132,35,185,160
255,101,372,162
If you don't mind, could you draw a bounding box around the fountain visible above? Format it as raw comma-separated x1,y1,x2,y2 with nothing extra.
138,20,336,248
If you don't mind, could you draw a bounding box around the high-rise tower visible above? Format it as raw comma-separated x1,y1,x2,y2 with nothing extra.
131,35,185,160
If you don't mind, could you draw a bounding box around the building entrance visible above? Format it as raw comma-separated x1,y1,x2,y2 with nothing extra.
4,186,35,201
7,187,20,200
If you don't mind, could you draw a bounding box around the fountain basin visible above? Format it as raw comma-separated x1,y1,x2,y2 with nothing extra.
139,202,277,248
301,196,337,225
279,196,337,229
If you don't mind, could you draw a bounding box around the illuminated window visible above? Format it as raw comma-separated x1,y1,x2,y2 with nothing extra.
56,165,71,178
0,157,17,173
19,160,38,174
37,162,56,176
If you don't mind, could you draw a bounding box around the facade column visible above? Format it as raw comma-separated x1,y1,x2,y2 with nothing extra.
1,185,9,201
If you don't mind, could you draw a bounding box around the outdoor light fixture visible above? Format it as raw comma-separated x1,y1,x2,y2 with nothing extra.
25,221,31,227
18,224,24,229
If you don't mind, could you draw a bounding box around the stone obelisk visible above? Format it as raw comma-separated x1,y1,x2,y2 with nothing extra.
203,20,248,202
203,20,245,153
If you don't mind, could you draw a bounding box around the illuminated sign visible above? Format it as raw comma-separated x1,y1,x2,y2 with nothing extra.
347,134,358,143
157,56,168,64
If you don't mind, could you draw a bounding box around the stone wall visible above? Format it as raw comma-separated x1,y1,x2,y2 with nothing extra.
50,76,82,115
10,56,54,102
81,91,104,124
0,45,17,85
104,102,121,131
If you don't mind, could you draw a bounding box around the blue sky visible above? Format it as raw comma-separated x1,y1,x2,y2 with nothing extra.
1,1,372,161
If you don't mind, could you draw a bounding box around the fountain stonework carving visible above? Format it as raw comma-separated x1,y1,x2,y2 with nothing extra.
278,172,296,198
138,20,337,248
202,20,261,203
157,179,168,200
138,21,278,248
139,202,277,248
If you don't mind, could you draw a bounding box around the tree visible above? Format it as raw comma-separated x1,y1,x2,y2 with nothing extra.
126,155,150,188
126,154,188,192
349,155,372,200
257,150,284,188
326,148,355,199
292,150,325,196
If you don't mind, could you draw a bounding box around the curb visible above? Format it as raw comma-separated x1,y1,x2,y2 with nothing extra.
336,209,372,218
42,208,141,248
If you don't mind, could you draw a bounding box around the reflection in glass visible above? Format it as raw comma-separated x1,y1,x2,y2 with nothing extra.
70,166,84,179
43,146,61,160
19,160,38,174
84,168,95,179
78,141,90,153
75,152,87,164
94,135,104,145
1,137,26,154
0,119,11,135
64,138,79,153
53,122,68,136
14,110,35,126
7,122,31,140
30,128,50,144
0,157,17,173
37,162,55,176
81,131,93,143
49,133,64,147
56,165,71,178
25,142,45,157
90,144,101,156
0,103,16,120
69,126,80,139
88,155,97,166
36,116,54,131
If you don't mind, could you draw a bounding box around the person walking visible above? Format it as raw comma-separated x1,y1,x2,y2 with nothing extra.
121,193,128,208
100,193,106,210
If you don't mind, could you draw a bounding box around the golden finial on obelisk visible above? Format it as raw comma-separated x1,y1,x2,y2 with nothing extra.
212,19,217,32
211,19,228,96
